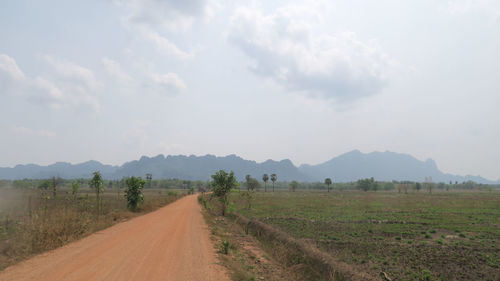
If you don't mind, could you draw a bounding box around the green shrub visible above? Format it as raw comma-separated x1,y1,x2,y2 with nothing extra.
197,195,207,208
167,190,178,197
421,269,433,281
220,240,230,254
125,177,145,211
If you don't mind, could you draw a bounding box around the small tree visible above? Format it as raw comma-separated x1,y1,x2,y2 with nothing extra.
289,181,299,192
89,172,104,215
247,177,260,191
262,174,269,192
199,185,206,194
324,178,332,192
357,178,372,192
415,182,422,192
125,177,145,211
71,182,80,199
270,173,277,192
211,170,238,216
425,177,434,194
38,180,51,197
244,174,251,190
245,174,251,190
240,190,253,210
51,176,61,199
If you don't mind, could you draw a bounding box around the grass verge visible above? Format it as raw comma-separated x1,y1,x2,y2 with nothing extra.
198,193,364,281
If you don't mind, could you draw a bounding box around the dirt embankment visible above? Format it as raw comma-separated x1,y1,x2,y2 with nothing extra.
0,194,228,281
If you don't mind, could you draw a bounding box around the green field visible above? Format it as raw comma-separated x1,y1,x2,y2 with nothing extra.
233,190,500,280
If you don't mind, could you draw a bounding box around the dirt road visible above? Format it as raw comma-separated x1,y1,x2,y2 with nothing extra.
0,194,228,281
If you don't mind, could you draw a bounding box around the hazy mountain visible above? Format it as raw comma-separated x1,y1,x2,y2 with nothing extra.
0,151,497,184
299,150,499,184
0,154,308,181
0,160,118,180
114,154,308,181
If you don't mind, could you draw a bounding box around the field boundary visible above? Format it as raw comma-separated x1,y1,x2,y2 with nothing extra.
232,212,377,281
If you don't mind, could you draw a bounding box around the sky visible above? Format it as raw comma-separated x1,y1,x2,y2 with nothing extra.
0,0,499,180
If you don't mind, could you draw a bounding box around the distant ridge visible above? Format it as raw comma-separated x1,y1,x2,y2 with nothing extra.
299,150,497,184
112,154,307,181
0,151,498,184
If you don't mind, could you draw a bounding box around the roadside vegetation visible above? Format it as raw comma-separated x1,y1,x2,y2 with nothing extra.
199,171,296,281
0,176,193,270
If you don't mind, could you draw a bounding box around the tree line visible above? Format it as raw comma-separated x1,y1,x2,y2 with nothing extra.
1,175,496,194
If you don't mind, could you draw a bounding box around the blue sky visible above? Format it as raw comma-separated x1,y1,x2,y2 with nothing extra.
1,0,499,180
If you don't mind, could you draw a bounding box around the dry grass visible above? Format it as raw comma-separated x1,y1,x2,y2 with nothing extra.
0,187,184,270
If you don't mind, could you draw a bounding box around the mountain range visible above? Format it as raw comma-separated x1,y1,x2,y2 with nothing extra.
0,150,498,184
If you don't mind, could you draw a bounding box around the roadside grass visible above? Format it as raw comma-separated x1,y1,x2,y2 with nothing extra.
231,190,500,281
199,194,298,281
0,188,184,270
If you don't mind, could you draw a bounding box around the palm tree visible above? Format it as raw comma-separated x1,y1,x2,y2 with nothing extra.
245,174,251,190
324,178,332,192
146,173,152,188
262,174,269,192
270,174,277,192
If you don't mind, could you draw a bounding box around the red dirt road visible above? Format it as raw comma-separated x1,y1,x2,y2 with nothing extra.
0,194,228,281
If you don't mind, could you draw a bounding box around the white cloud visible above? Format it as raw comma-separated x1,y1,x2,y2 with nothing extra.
102,57,132,82
443,0,500,23
445,0,473,14
31,77,65,108
12,126,56,137
0,54,99,111
141,29,193,60
115,0,217,60
101,52,188,98
228,5,391,101
0,54,101,111
38,129,57,137
44,55,97,91
23,56,101,111
0,54,25,81
30,75,100,111
116,0,219,32
150,72,187,95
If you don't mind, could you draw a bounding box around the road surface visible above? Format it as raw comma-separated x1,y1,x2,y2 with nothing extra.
0,194,228,281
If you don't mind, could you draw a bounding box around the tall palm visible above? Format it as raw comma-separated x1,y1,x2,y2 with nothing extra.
270,174,277,192
245,174,251,190
262,174,269,192
324,178,332,192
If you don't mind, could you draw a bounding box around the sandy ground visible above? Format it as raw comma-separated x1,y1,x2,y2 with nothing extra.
0,194,228,281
